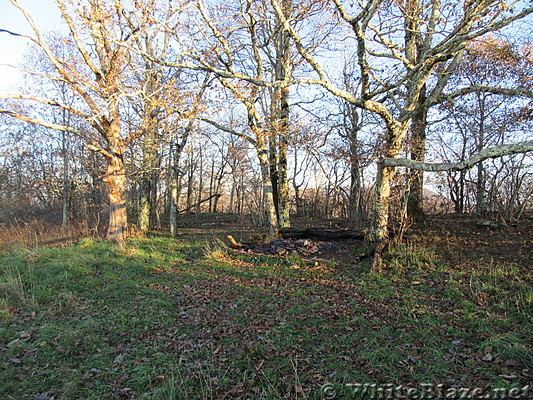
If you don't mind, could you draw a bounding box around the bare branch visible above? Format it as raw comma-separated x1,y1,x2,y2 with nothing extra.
0,27,37,42
0,107,79,134
381,140,533,171
0,94,93,120
270,0,397,128
430,85,533,107
86,143,114,159
199,117,257,147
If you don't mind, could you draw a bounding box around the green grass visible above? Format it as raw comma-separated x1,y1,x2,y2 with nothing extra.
1,229,531,399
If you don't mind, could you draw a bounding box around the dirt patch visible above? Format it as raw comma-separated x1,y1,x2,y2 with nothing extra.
173,212,532,270
409,214,532,269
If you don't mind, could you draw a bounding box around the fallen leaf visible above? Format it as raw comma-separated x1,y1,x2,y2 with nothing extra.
113,354,125,364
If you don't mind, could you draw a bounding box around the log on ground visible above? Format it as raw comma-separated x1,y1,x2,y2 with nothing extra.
279,227,365,240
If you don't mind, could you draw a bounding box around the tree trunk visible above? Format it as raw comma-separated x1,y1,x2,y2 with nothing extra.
269,134,280,218
213,164,225,213
294,186,301,217
186,157,194,213
368,161,394,274
404,0,426,223
369,126,408,243
169,141,185,238
272,1,292,228
407,85,427,222
169,190,178,237
324,183,331,218
151,170,159,226
213,192,221,213
105,149,127,243
139,126,158,232
229,176,235,213
196,149,204,214
238,174,244,214
280,227,365,240
208,158,215,212
475,96,487,215
277,111,290,227
258,143,279,237
348,128,363,222
138,61,162,232
61,129,70,226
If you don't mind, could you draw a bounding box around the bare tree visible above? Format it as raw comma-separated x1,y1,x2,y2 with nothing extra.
432,39,533,216
179,0,284,235
143,0,326,235
0,0,144,242
121,2,190,232
271,0,533,264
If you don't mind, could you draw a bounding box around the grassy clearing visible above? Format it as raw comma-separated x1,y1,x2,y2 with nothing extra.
1,218,531,399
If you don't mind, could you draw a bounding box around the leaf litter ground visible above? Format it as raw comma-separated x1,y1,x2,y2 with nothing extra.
0,213,531,399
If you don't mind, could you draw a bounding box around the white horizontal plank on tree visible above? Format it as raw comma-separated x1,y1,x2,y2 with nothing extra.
381,140,533,172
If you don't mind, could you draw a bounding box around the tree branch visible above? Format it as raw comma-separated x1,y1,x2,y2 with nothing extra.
0,28,36,42
270,0,397,128
0,108,114,158
430,85,533,107
198,117,257,147
0,94,93,120
0,108,80,134
381,140,533,171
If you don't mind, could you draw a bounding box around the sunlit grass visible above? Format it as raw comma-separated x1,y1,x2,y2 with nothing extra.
0,225,530,399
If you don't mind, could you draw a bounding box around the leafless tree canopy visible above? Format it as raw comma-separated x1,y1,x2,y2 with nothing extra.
0,0,531,244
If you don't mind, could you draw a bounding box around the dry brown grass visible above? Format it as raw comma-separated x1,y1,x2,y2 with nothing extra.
0,219,96,251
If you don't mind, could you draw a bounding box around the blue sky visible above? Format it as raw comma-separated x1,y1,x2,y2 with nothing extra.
0,0,62,92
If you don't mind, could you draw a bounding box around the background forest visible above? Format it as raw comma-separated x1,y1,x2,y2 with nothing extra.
0,0,531,249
